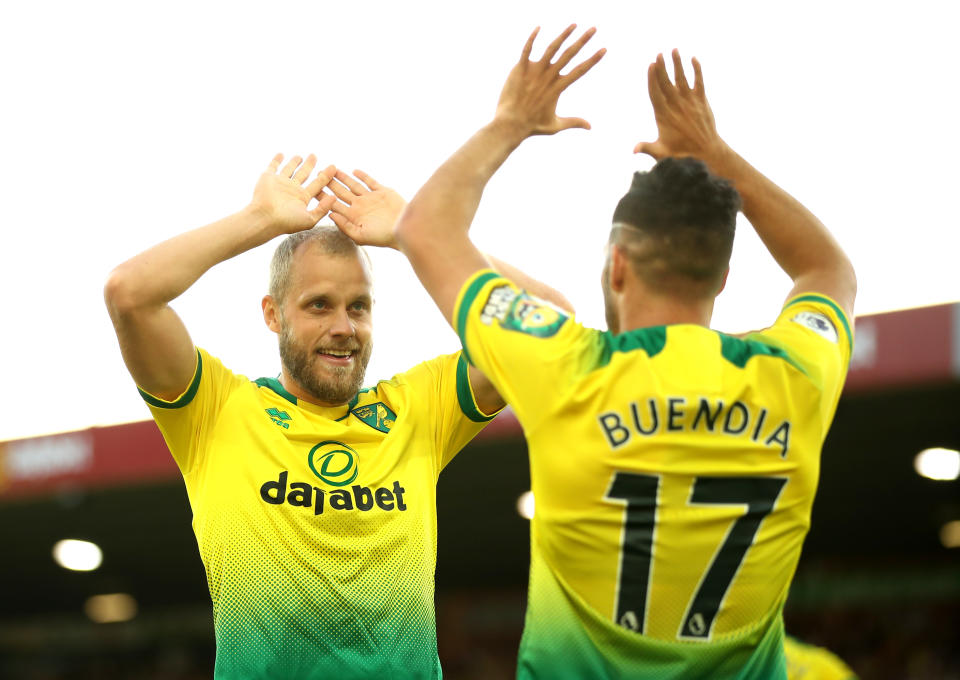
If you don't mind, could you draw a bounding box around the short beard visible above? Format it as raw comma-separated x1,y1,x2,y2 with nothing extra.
278,325,372,405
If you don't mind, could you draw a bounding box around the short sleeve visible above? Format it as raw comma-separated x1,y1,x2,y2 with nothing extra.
391,351,502,472
138,348,247,475
750,293,854,426
452,270,600,432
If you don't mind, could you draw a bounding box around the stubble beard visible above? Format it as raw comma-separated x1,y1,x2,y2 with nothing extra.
278,325,373,405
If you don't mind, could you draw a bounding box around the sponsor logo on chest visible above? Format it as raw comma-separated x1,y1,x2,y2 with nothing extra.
259,440,408,515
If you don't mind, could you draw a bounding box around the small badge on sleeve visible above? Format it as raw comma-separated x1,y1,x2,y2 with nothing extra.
481,285,518,325
501,294,569,338
791,311,838,343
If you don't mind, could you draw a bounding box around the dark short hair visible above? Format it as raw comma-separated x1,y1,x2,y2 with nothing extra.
611,157,741,295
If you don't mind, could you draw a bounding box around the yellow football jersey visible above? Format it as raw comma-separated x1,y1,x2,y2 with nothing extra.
454,270,853,680
784,636,858,680
140,348,496,679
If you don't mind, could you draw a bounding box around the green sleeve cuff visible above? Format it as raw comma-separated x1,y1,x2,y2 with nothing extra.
455,352,499,422
453,269,502,367
138,349,203,409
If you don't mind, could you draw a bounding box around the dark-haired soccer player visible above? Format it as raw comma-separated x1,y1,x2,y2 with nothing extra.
343,25,856,679
103,156,568,679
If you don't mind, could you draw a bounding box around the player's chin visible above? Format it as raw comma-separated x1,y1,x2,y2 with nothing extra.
312,365,364,400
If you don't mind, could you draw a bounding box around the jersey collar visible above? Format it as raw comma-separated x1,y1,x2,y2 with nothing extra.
254,377,358,421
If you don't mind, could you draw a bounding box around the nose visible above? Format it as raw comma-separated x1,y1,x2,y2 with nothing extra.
328,306,356,338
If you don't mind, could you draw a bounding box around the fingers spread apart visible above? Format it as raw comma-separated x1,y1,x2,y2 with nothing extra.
292,154,317,185
671,49,690,91
540,24,577,64
651,50,703,101
279,155,303,178
553,26,596,72
353,170,381,191
334,170,372,196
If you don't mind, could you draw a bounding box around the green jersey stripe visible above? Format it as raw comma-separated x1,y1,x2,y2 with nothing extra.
455,353,497,422
593,326,667,371
456,270,502,366
719,334,807,375
138,350,203,409
784,294,853,353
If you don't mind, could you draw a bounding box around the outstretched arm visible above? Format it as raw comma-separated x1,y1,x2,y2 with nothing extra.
104,155,336,400
635,51,856,317
327,168,576,414
392,25,604,325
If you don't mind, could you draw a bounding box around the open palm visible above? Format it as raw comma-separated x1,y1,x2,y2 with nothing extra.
250,154,337,234
327,170,407,249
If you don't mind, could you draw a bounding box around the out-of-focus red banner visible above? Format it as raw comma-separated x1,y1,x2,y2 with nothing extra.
846,302,960,392
0,421,177,501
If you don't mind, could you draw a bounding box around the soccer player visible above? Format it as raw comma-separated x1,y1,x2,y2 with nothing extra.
103,154,567,679
361,25,856,679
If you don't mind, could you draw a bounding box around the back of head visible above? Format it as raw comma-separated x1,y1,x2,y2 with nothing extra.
269,225,370,304
611,157,741,299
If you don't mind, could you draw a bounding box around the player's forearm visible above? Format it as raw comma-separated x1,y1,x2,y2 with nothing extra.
395,118,529,323
104,206,277,317
705,144,855,290
396,118,527,252
486,255,574,314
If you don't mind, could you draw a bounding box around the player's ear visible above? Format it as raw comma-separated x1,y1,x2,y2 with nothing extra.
263,295,282,333
610,244,628,293
716,267,730,296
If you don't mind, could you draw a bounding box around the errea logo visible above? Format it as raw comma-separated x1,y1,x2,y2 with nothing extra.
266,408,292,428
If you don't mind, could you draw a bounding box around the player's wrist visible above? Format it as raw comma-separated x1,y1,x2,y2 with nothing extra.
696,139,737,177
487,115,534,145
240,202,289,238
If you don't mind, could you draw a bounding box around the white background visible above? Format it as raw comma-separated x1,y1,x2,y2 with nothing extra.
1,0,957,441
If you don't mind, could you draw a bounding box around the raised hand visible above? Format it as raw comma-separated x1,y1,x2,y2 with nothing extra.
249,154,337,235
494,25,606,137
327,170,407,249
634,50,724,161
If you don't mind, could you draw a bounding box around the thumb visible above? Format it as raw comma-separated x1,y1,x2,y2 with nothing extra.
633,140,666,159
555,117,591,132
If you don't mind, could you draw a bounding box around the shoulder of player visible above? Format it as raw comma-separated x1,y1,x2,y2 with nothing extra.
141,347,245,411
762,294,853,355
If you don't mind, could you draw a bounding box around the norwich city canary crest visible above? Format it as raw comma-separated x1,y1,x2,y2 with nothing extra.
351,402,396,433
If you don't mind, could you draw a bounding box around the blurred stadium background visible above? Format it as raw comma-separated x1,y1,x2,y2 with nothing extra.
2,303,959,679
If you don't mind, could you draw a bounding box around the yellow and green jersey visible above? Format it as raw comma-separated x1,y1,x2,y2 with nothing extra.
454,270,853,680
784,636,858,679
140,348,496,679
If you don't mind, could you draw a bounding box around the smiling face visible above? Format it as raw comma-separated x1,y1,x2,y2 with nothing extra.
264,240,374,406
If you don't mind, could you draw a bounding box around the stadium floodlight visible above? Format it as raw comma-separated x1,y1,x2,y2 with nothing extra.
52,539,103,572
84,593,137,623
940,520,960,549
517,491,535,520
914,447,960,481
